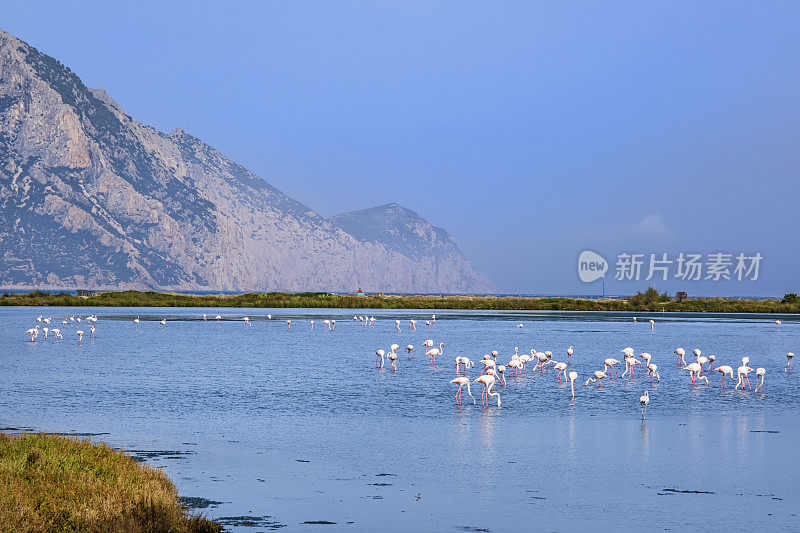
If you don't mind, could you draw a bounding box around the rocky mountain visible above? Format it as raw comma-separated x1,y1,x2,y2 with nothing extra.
0,28,493,293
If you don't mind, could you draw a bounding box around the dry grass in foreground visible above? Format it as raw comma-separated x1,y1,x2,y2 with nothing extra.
0,432,221,532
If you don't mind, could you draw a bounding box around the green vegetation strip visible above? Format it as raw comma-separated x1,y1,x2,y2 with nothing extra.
1,289,799,313
0,432,220,532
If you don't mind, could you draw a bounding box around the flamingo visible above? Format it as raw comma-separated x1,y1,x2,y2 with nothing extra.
674,348,686,366
133,316,140,325
473,374,500,407
567,346,574,365
569,371,578,397
647,363,660,384
376,349,385,369
395,320,401,332
26,328,37,342
409,319,416,331
43,327,49,339
585,370,607,388
622,356,641,379
388,349,398,371
243,317,250,326
496,365,507,386
754,368,765,392
215,315,222,322
518,351,533,373
534,352,549,372
682,363,708,385
426,342,444,365
707,354,716,371
432,314,436,324
504,358,520,376
203,314,207,321
77,330,84,345
716,366,735,389
90,324,95,337
455,356,474,375
480,357,498,375
604,358,621,378
330,320,336,331
736,366,753,390
633,317,637,323
516,324,523,329
553,361,568,383
639,352,652,367
640,391,650,419
159,319,166,326
450,377,475,405
323,319,331,330
51,328,61,340
786,352,794,372
286,320,291,330
310,320,314,330
422,339,434,351
649,319,655,330
406,345,414,359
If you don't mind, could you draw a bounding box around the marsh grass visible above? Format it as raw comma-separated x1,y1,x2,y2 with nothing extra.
0,432,221,532
0,289,799,313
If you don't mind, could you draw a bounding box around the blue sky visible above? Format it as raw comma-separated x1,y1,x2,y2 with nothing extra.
4,2,800,296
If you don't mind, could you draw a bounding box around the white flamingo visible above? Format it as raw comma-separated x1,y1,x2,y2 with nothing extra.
569,371,578,397
640,391,649,419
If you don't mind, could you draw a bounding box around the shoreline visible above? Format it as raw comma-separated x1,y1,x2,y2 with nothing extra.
2,290,799,314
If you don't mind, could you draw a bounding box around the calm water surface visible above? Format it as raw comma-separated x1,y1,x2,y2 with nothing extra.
1,307,799,531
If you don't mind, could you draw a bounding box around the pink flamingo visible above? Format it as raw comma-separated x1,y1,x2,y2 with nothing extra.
754,368,765,392
426,342,444,365
474,374,500,407
567,346,573,365
450,377,475,405
622,356,641,379
674,348,686,366
553,361,567,383
375,349,385,369
716,366,735,389
647,363,660,384
604,358,621,378
77,330,84,345
585,370,607,388
682,363,708,385
569,371,578,397
736,366,753,390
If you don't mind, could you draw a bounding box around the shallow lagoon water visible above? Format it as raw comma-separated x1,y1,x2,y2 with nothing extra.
1,307,799,531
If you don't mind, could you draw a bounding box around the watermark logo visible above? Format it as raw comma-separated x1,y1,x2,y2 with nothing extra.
578,250,763,282
578,250,608,283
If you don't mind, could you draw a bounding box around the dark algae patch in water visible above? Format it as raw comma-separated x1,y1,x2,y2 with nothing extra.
125,449,196,462
180,496,225,509
215,515,286,529
750,430,780,434
302,520,337,524
661,488,715,494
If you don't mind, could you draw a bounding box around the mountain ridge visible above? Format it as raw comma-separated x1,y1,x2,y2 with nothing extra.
0,28,494,293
